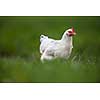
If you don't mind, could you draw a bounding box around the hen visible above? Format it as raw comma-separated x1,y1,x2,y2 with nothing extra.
40,28,76,62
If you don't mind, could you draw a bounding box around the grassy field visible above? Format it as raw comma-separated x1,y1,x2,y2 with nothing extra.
0,16,100,82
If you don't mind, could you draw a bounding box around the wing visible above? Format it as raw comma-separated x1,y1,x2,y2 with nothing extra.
44,46,55,57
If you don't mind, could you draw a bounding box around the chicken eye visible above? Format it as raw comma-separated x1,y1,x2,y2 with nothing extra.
68,31,72,33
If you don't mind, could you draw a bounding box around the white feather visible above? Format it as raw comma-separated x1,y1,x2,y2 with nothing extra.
40,28,76,62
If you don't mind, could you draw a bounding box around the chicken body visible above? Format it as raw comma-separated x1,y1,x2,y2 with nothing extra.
40,28,76,62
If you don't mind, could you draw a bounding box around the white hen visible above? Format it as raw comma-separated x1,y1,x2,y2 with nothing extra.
40,28,76,62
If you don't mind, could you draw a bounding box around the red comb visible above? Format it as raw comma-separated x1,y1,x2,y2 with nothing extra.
72,27,75,33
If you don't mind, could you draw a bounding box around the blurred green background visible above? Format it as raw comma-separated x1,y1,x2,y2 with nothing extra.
0,16,100,82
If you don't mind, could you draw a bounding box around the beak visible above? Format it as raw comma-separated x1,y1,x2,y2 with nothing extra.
73,32,76,36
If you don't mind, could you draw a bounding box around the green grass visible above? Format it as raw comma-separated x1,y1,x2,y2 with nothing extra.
0,16,100,82
0,57,99,82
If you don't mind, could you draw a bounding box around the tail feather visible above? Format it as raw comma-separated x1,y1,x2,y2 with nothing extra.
40,35,48,42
